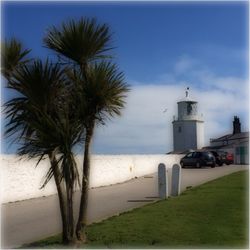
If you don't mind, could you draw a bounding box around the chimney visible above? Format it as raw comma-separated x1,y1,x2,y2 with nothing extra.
233,116,241,134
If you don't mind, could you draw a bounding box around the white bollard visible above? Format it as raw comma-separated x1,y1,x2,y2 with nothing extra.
171,164,181,196
158,163,168,199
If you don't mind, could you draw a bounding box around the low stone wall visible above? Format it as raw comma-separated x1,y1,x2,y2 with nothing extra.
1,154,182,203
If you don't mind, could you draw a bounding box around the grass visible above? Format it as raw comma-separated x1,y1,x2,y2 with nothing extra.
22,170,249,249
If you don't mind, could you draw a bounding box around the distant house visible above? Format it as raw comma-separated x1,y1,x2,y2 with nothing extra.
203,116,249,164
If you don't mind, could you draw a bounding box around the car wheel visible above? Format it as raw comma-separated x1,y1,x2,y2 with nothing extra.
196,162,201,168
218,162,223,166
180,162,185,168
211,163,216,168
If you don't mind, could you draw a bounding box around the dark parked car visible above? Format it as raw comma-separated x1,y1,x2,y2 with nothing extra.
210,151,227,166
180,151,216,168
210,151,234,166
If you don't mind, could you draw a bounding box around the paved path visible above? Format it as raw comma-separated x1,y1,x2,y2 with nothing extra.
1,165,247,248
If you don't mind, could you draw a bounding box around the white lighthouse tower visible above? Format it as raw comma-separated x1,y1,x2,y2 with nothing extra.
172,88,204,152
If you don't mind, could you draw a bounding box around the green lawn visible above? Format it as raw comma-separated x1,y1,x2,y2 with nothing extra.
23,170,249,249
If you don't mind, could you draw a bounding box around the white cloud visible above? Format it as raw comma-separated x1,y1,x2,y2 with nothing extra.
92,56,248,154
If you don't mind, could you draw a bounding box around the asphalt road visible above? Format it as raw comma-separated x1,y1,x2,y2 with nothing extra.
1,164,247,248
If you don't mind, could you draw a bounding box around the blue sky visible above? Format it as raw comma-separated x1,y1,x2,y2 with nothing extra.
1,1,249,154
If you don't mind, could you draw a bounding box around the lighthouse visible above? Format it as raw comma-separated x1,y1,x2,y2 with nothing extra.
172,88,204,152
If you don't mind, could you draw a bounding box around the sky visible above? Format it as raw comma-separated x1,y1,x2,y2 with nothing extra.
1,1,249,154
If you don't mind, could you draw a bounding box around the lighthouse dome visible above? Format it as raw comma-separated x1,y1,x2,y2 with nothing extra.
177,96,197,103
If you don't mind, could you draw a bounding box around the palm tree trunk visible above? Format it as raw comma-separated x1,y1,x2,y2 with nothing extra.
49,152,69,244
49,152,76,245
65,180,75,243
76,123,94,242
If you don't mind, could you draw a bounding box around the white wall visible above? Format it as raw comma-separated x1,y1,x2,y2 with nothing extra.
1,154,182,204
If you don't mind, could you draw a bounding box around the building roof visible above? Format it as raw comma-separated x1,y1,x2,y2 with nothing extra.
210,131,249,143
166,149,194,154
203,145,235,150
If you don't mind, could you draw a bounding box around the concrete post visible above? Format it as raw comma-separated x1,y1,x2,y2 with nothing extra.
158,163,168,199
171,164,181,196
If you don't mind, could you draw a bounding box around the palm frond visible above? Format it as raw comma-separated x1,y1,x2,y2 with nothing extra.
75,61,130,126
44,18,113,67
4,59,83,188
1,38,31,80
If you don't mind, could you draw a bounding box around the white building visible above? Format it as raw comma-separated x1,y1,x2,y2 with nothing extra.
172,93,204,152
205,116,249,164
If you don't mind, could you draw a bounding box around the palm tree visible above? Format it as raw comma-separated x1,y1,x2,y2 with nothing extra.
1,38,31,80
44,18,130,242
75,61,129,241
4,59,82,244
